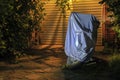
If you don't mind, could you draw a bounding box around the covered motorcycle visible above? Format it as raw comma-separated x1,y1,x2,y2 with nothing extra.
64,12,100,65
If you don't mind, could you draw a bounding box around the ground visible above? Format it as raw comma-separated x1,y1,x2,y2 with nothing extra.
0,46,114,80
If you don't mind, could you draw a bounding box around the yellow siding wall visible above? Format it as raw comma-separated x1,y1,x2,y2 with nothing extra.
38,0,103,45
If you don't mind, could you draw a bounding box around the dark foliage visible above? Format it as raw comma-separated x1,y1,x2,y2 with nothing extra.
0,0,45,60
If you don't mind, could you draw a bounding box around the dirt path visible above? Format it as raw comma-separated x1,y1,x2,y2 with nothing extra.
0,47,112,80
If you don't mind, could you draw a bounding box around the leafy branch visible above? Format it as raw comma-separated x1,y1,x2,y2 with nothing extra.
55,0,70,14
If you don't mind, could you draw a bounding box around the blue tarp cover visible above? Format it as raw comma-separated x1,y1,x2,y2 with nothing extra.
65,12,100,62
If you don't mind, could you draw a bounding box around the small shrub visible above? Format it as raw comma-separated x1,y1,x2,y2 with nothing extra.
109,54,120,80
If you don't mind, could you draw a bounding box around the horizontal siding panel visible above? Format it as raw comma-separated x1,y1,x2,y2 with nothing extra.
42,23,68,26
41,25,67,28
72,6,101,9
40,31,66,33
42,21,68,23
40,30,67,33
40,40,102,46
72,4,101,6
40,33,66,36
41,39,65,42
41,38,65,41
40,34,102,40
40,31,102,34
40,41,65,44
40,36,65,39
44,15,69,18
41,40,64,42
72,8,102,11
73,0,99,2
43,18,69,21
41,41,102,45
42,20,68,22
43,14,101,20
41,42,63,45
46,9,101,14
44,15,70,18
41,26,67,28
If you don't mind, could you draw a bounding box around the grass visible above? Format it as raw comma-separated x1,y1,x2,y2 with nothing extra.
108,54,120,80
62,58,111,80
62,52,120,80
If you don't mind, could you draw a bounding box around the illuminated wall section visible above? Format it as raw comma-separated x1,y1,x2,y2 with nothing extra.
39,0,103,46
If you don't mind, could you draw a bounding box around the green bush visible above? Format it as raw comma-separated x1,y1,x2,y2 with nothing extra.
99,0,120,53
0,0,45,60
0,0,70,61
